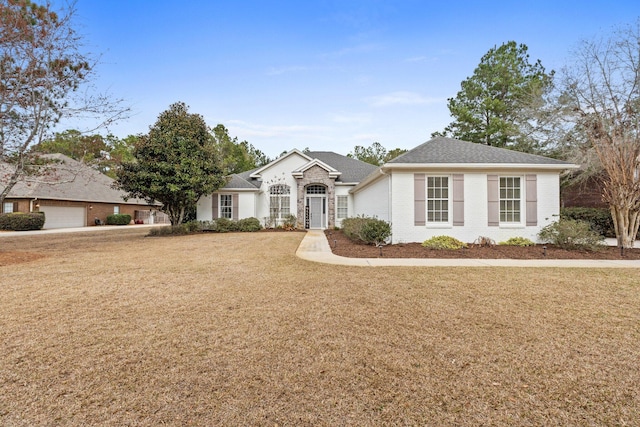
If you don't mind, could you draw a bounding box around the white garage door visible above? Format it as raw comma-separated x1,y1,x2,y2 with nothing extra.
40,206,86,229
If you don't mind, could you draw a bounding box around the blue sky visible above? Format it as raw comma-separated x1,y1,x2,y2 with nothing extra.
57,0,638,158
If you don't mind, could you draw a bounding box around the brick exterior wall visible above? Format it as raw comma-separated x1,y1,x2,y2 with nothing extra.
295,165,337,228
3,198,159,226
561,177,607,208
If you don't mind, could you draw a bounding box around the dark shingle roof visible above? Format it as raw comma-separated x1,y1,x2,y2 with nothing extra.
388,136,571,165
225,169,261,189
306,151,378,182
4,153,151,205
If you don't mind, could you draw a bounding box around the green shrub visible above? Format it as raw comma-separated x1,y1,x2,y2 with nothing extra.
538,219,605,251
359,218,391,247
421,235,468,250
183,220,202,233
499,237,536,246
341,216,391,246
212,217,238,232
341,216,369,241
0,212,45,231
237,217,262,232
147,225,190,236
561,207,614,238
106,213,131,225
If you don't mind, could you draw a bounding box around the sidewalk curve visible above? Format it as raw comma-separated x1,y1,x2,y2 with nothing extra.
296,230,640,268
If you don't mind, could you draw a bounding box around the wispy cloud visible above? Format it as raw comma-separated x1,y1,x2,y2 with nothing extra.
367,91,445,107
266,65,309,76
329,112,371,125
226,119,327,139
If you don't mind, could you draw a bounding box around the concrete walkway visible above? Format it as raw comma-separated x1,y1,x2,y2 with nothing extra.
296,230,640,268
0,223,162,237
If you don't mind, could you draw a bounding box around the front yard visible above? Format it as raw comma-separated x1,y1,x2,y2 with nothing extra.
1,229,639,425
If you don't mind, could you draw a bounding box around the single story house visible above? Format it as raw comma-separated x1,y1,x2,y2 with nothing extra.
197,150,378,229
351,137,577,243
198,137,577,243
1,153,167,228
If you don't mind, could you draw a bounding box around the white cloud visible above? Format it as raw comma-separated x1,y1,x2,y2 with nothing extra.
367,91,445,107
266,65,309,76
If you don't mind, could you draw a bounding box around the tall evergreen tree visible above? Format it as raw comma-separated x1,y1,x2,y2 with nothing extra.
436,41,554,152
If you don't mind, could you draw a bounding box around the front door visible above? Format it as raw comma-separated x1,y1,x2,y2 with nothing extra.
307,197,324,228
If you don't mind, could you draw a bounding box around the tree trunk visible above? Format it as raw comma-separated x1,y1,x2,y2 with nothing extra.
611,205,640,248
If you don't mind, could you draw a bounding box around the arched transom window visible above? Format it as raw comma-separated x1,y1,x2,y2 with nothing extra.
306,185,326,194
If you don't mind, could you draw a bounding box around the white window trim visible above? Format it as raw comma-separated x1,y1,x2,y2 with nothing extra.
219,194,233,219
499,175,524,227
3,202,14,214
425,175,452,227
336,195,348,219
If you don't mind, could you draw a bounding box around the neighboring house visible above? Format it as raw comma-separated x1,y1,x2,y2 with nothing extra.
197,150,378,229
1,153,167,228
351,137,577,243
561,174,608,209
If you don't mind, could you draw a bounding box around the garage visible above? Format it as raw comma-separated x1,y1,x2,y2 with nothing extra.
39,206,86,229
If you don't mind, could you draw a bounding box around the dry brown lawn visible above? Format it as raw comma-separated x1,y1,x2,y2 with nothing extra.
1,228,639,426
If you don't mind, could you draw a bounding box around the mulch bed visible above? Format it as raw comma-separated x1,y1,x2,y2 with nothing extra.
325,229,640,260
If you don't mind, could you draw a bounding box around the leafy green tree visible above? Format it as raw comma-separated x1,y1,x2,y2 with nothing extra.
211,124,271,174
36,131,138,178
0,0,127,206
435,41,554,152
116,102,226,225
347,142,407,166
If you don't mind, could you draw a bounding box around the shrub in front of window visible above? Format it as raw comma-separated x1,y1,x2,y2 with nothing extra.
212,217,238,232
0,212,45,231
106,214,132,225
282,214,297,230
237,217,262,232
538,219,605,251
499,237,535,246
421,235,468,250
341,216,391,246
359,218,391,247
341,216,368,241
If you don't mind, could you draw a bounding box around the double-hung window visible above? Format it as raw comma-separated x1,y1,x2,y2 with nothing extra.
427,176,449,223
220,194,233,219
499,177,521,223
269,185,290,219
2,202,14,213
336,195,348,219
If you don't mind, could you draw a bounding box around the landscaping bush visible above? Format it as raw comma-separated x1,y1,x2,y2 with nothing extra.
212,217,238,232
561,207,614,238
421,235,468,250
237,217,262,232
341,216,391,246
148,224,190,236
358,218,391,247
499,237,535,246
0,212,45,231
538,219,605,251
106,213,131,225
282,214,297,230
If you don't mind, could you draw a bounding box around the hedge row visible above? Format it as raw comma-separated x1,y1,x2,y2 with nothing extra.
0,212,45,231
106,214,132,225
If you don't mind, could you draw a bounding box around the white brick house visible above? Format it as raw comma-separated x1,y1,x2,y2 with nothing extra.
351,137,577,243
196,149,377,229
197,137,576,243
